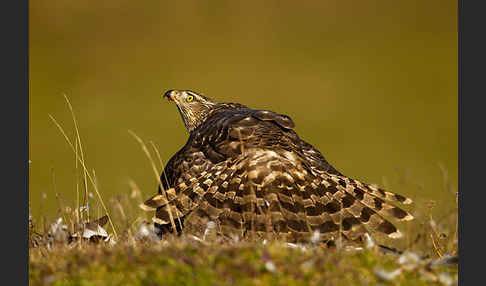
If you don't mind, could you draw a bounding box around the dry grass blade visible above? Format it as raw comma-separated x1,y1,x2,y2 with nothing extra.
149,141,164,176
149,141,184,228
74,140,80,224
149,141,171,191
48,114,118,240
128,130,178,234
51,168,68,225
63,94,90,221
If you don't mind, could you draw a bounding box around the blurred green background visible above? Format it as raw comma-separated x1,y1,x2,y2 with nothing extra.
30,1,457,220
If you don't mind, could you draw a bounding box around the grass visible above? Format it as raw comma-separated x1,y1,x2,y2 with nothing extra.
29,220,458,286
29,98,458,286
28,189,459,286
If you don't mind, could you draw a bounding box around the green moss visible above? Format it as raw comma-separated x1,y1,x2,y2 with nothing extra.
29,239,457,286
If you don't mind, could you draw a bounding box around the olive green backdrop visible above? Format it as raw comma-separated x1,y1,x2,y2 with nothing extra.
30,1,457,220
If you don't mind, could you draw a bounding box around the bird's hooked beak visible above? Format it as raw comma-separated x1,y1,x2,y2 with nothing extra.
163,90,178,103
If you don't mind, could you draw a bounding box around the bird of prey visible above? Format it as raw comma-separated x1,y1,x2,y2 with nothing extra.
141,89,413,243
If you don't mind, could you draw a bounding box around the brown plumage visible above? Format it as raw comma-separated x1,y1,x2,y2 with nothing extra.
141,89,413,242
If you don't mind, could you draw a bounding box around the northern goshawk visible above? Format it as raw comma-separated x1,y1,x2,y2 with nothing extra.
141,90,413,243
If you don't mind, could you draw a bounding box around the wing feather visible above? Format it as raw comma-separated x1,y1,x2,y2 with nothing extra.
144,104,413,242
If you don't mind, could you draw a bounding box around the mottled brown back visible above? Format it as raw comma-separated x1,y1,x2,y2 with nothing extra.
143,98,413,243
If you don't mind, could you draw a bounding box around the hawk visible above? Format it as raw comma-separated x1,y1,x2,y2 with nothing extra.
141,89,413,243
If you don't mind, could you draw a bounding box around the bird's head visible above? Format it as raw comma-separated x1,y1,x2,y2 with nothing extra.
163,89,217,132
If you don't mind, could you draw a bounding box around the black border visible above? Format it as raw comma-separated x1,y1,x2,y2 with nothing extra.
459,0,485,284
2,0,29,284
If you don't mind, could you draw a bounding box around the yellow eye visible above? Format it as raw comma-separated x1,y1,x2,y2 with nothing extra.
186,95,194,102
